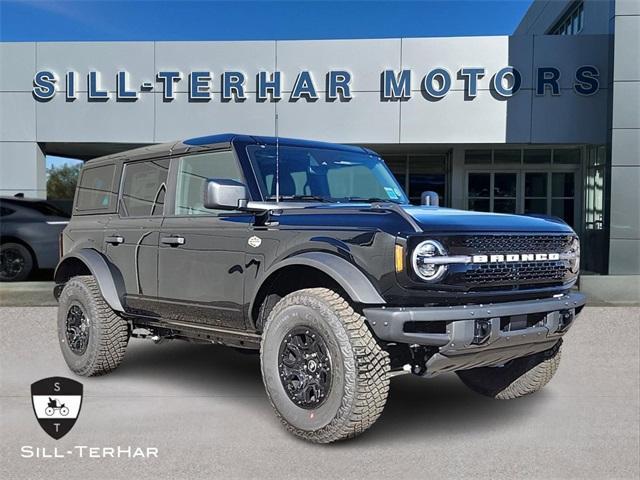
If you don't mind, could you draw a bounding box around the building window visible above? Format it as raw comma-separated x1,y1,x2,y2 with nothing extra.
582,145,608,274
465,147,581,166
463,147,582,227
383,153,448,205
467,172,518,213
550,2,584,35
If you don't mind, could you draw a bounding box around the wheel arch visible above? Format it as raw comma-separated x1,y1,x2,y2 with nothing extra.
250,251,385,330
54,248,125,312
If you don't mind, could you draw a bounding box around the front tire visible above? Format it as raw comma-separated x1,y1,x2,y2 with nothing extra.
260,288,390,443
456,341,562,400
57,275,129,376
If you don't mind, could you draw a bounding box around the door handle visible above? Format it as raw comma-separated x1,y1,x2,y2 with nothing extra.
161,236,185,246
105,235,124,245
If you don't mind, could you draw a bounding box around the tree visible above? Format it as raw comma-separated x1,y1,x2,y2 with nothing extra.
47,164,81,200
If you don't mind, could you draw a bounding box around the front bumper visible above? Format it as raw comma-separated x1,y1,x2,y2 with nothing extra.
363,292,586,377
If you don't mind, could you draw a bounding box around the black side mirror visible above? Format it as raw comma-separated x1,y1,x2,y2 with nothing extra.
204,179,248,210
421,191,439,206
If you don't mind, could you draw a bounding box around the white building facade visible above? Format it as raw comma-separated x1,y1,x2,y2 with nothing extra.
0,0,638,300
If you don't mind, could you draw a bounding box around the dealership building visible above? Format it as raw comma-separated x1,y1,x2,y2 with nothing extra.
0,0,638,302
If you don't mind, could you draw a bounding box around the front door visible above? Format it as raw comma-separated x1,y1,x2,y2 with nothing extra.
104,158,170,315
156,150,252,330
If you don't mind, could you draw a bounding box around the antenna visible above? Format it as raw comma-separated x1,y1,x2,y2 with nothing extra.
275,111,280,205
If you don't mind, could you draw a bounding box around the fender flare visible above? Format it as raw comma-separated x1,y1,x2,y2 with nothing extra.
54,248,125,312
252,251,386,315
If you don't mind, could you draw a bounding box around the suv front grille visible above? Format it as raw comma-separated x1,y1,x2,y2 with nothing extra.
458,234,573,254
442,234,575,291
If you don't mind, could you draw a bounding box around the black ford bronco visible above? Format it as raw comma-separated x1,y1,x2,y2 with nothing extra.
55,134,585,443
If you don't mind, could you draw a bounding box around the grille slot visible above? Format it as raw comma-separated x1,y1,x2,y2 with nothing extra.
464,260,568,286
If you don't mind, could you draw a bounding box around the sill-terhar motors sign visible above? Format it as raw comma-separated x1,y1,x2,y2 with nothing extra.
32,66,600,103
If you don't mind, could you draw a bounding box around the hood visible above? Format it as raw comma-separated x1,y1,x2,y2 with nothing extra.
401,205,574,234
270,202,574,235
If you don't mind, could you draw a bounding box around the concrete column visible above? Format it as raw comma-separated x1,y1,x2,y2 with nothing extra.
0,142,46,198
608,1,640,274
0,142,47,198
0,43,45,198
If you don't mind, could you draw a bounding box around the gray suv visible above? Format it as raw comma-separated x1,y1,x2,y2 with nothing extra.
55,134,585,443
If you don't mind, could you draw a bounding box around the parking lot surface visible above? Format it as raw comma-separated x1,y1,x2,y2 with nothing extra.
1,305,639,480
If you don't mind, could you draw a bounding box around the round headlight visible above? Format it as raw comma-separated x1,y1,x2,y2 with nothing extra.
411,240,447,282
569,237,580,274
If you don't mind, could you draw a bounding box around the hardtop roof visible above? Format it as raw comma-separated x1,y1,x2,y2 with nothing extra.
84,134,375,166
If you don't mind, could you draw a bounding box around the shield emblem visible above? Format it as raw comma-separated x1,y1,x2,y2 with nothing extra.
31,377,83,439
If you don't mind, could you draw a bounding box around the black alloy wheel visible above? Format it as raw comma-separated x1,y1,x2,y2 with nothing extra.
278,326,332,409
65,303,90,355
0,243,32,281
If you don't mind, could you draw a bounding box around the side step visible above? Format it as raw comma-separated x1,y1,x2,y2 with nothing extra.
134,318,261,350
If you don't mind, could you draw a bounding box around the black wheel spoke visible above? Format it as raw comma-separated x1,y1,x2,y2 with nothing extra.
0,248,25,279
278,327,332,409
65,304,90,355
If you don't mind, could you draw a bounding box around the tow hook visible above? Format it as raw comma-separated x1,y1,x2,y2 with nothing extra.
409,345,430,376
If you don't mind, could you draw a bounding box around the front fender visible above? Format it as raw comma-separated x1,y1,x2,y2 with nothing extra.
252,251,386,315
54,248,125,312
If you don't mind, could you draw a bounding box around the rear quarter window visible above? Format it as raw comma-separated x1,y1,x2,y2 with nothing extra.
75,164,117,213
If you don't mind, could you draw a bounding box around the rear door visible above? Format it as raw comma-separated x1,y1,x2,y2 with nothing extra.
156,150,253,329
104,158,169,315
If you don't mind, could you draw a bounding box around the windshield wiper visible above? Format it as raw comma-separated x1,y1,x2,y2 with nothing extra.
266,195,330,202
343,197,402,204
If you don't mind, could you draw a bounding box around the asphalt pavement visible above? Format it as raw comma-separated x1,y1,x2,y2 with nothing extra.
1,305,639,480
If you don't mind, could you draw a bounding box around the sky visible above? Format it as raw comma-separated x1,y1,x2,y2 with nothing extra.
0,0,534,42
0,0,534,168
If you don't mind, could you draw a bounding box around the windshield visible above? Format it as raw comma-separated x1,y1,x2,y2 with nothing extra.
247,145,408,203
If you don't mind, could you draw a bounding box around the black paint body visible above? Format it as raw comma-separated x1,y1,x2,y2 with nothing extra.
57,134,578,345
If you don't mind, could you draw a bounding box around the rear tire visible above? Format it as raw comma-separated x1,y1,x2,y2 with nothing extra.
260,288,390,443
57,275,129,376
0,242,33,282
456,342,562,400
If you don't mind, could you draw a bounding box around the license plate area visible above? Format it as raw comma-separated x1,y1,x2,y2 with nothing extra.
500,312,547,332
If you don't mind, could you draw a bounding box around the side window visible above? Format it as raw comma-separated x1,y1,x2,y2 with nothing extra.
175,151,243,215
76,164,116,212
120,159,170,217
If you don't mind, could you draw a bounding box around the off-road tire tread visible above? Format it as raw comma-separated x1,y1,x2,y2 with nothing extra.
495,349,561,400
59,275,129,376
261,288,390,443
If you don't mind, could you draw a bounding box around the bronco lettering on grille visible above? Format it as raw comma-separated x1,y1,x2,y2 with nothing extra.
471,253,561,263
